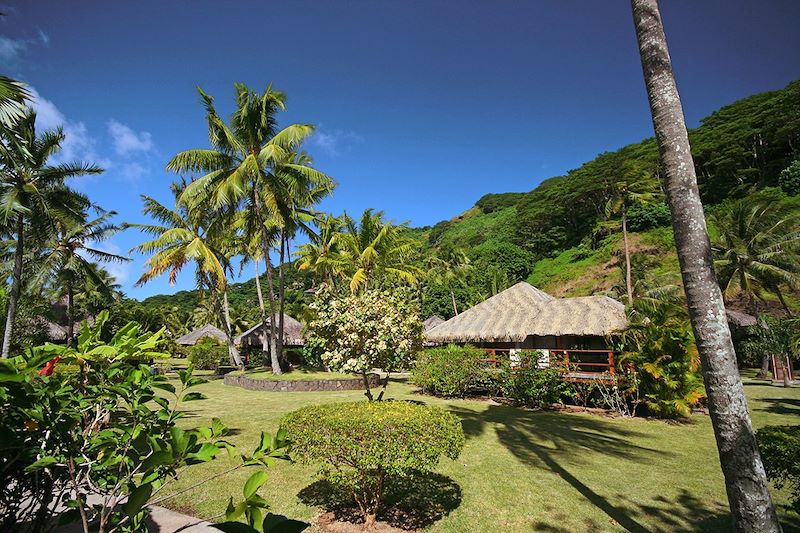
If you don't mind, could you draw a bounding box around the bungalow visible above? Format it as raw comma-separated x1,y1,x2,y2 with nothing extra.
425,282,628,380
234,314,305,350
174,324,227,346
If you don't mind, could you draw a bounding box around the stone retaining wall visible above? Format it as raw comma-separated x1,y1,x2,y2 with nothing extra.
223,373,380,392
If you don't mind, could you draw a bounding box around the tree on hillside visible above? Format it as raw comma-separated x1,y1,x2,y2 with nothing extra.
426,247,472,316
631,0,780,530
339,209,421,293
604,164,661,303
0,112,101,357
127,190,244,369
169,83,333,374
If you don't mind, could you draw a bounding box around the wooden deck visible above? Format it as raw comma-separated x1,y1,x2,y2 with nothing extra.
482,348,618,383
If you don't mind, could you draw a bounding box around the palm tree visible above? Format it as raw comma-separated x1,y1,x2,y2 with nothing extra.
605,167,661,303
31,211,128,345
297,214,347,288
426,247,472,316
0,76,29,128
631,0,780,529
0,111,101,357
712,199,800,316
168,83,332,373
339,209,421,293
126,192,244,369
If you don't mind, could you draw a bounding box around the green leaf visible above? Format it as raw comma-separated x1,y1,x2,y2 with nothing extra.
243,470,268,499
263,513,309,533
123,483,152,516
153,382,176,394
182,391,207,402
142,451,174,471
25,456,58,471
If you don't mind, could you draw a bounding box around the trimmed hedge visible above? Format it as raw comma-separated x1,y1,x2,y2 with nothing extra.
412,344,500,397
756,425,800,513
281,401,464,525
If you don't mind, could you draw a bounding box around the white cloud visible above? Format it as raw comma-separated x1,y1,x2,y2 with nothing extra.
0,36,26,62
84,241,131,284
310,128,363,157
119,162,148,183
107,120,153,156
37,29,50,46
28,87,111,169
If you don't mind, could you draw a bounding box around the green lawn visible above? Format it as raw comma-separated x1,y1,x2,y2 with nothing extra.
161,374,800,532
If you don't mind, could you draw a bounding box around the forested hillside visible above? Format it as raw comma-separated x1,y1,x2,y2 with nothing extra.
139,80,800,319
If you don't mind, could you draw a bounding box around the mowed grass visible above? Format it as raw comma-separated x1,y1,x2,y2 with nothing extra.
161,374,800,532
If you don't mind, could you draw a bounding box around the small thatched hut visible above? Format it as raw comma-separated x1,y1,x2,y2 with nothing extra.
426,282,628,378
423,315,445,332
175,324,227,346
234,314,305,349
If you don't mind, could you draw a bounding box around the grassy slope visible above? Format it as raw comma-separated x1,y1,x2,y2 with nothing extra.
163,375,800,532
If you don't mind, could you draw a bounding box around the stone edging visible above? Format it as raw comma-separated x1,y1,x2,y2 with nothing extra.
223,373,380,392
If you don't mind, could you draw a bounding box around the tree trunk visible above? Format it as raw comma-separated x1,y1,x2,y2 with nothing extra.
451,289,459,316
2,215,24,358
278,230,286,367
221,289,244,370
66,280,75,348
759,355,771,380
773,286,793,317
622,201,634,304
254,260,270,366
630,1,781,531
252,192,281,374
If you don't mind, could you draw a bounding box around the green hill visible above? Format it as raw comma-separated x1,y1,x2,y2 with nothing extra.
139,81,800,314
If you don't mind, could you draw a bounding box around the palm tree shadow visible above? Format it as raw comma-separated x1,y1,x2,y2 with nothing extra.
450,404,669,533
755,397,800,416
297,470,461,530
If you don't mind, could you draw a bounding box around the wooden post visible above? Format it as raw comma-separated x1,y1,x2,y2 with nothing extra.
608,351,615,376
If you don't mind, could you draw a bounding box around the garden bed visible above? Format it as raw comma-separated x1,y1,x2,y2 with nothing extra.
224,370,380,392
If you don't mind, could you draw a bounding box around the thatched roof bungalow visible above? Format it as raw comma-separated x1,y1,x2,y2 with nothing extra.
175,324,227,346
423,315,445,332
426,282,628,378
234,314,305,348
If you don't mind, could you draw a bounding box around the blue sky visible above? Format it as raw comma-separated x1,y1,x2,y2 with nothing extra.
2,0,799,299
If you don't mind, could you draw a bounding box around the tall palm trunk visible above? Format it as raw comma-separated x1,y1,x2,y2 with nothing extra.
221,289,244,370
66,279,75,348
2,215,24,358
252,191,281,374
622,201,633,304
450,289,459,316
278,230,287,365
631,1,780,530
253,260,270,365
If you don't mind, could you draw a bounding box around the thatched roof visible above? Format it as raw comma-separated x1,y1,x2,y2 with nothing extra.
234,314,305,346
423,316,445,332
425,282,627,343
46,321,67,342
175,324,227,346
726,309,758,328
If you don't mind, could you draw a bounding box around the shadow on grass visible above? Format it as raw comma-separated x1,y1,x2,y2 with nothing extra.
450,404,667,533
298,471,461,530
755,397,800,416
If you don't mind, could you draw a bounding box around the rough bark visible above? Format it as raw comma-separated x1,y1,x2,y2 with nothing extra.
630,1,781,530
253,260,270,365
252,191,281,374
278,230,286,367
622,202,634,304
2,215,24,358
221,289,244,370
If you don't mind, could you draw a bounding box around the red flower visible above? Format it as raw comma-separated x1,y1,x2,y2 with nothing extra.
38,356,61,376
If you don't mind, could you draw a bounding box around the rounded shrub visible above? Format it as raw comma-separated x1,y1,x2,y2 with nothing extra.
281,400,464,526
188,336,228,370
501,352,571,408
412,344,499,397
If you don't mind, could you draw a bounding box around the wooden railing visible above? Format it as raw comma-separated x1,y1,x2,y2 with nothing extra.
481,348,616,375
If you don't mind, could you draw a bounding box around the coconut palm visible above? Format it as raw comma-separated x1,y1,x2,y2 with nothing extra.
339,209,421,293
426,247,472,316
296,214,347,288
604,166,661,303
0,111,101,356
0,76,29,129
126,191,244,369
712,199,800,316
631,0,780,527
168,83,332,373
30,211,128,344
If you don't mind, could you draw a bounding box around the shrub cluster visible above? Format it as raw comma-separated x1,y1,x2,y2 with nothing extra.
627,202,672,232
501,354,572,408
756,425,800,513
412,344,500,397
281,400,464,526
189,336,228,370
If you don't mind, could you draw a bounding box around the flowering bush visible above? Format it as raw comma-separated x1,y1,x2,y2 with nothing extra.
306,286,423,399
